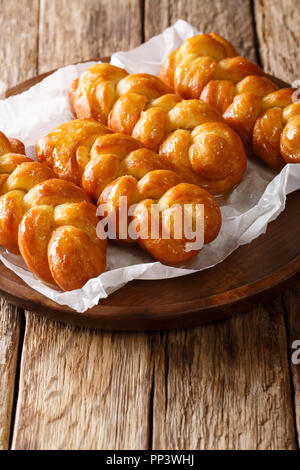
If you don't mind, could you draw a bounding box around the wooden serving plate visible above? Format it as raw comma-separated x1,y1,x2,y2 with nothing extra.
2,61,300,331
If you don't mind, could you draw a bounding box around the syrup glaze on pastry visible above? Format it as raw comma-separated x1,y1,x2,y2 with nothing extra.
36,119,173,201
160,33,300,170
36,121,222,264
0,137,106,290
98,169,222,263
160,33,263,99
68,64,248,195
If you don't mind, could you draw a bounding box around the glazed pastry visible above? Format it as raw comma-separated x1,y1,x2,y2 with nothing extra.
0,144,106,290
35,118,111,186
98,169,222,263
37,117,246,197
69,63,171,123
36,119,173,201
36,120,221,264
222,81,300,169
68,65,248,195
160,33,300,169
0,130,25,155
160,33,263,99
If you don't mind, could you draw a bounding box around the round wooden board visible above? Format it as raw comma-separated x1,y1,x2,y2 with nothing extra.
2,61,300,331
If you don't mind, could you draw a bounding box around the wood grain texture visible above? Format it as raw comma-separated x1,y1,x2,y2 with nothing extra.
145,0,298,450
144,0,257,60
283,284,300,446
38,0,143,73
0,300,21,450
12,314,155,450
254,0,300,82
0,0,39,88
255,0,300,446
153,301,297,450
0,0,39,450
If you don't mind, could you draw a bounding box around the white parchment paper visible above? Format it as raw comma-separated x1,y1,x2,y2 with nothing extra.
0,20,299,312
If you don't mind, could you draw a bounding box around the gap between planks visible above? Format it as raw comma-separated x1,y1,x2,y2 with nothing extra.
8,312,26,449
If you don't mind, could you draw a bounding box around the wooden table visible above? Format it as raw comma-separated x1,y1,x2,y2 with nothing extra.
0,0,299,450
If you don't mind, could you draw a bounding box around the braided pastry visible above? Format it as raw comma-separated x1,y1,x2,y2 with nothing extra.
0,130,25,156
98,169,221,263
69,63,171,123
36,121,221,264
160,33,300,170
36,119,173,201
160,33,263,99
69,65,247,194
0,145,106,290
35,118,111,186
221,79,300,169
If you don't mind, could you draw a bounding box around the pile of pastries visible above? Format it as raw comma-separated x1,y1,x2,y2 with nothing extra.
0,33,299,291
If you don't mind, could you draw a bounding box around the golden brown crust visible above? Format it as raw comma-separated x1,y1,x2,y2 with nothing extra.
209,32,238,57
71,63,246,194
159,49,179,91
0,157,56,254
36,119,112,185
69,63,128,122
0,142,43,253
8,138,26,155
68,63,246,192
67,60,247,193
214,57,263,82
69,77,79,116
223,85,300,168
280,115,300,164
0,131,13,156
98,170,222,264
0,189,26,254
223,92,262,149
0,137,106,290
159,122,247,194
36,121,174,202
160,33,263,99
252,108,285,170
69,63,170,126
108,92,148,135
83,139,171,200
0,132,26,157
19,201,106,291
200,80,235,114
161,33,300,170
38,114,247,198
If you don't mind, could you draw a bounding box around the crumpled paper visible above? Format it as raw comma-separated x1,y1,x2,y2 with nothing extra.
0,19,299,312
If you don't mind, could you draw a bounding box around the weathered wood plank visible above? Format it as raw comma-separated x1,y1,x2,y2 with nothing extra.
12,314,155,450
283,284,300,446
11,0,155,450
0,0,39,450
144,0,257,60
254,0,300,83
145,1,297,450
153,301,297,449
0,0,39,88
0,301,21,450
38,0,143,73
